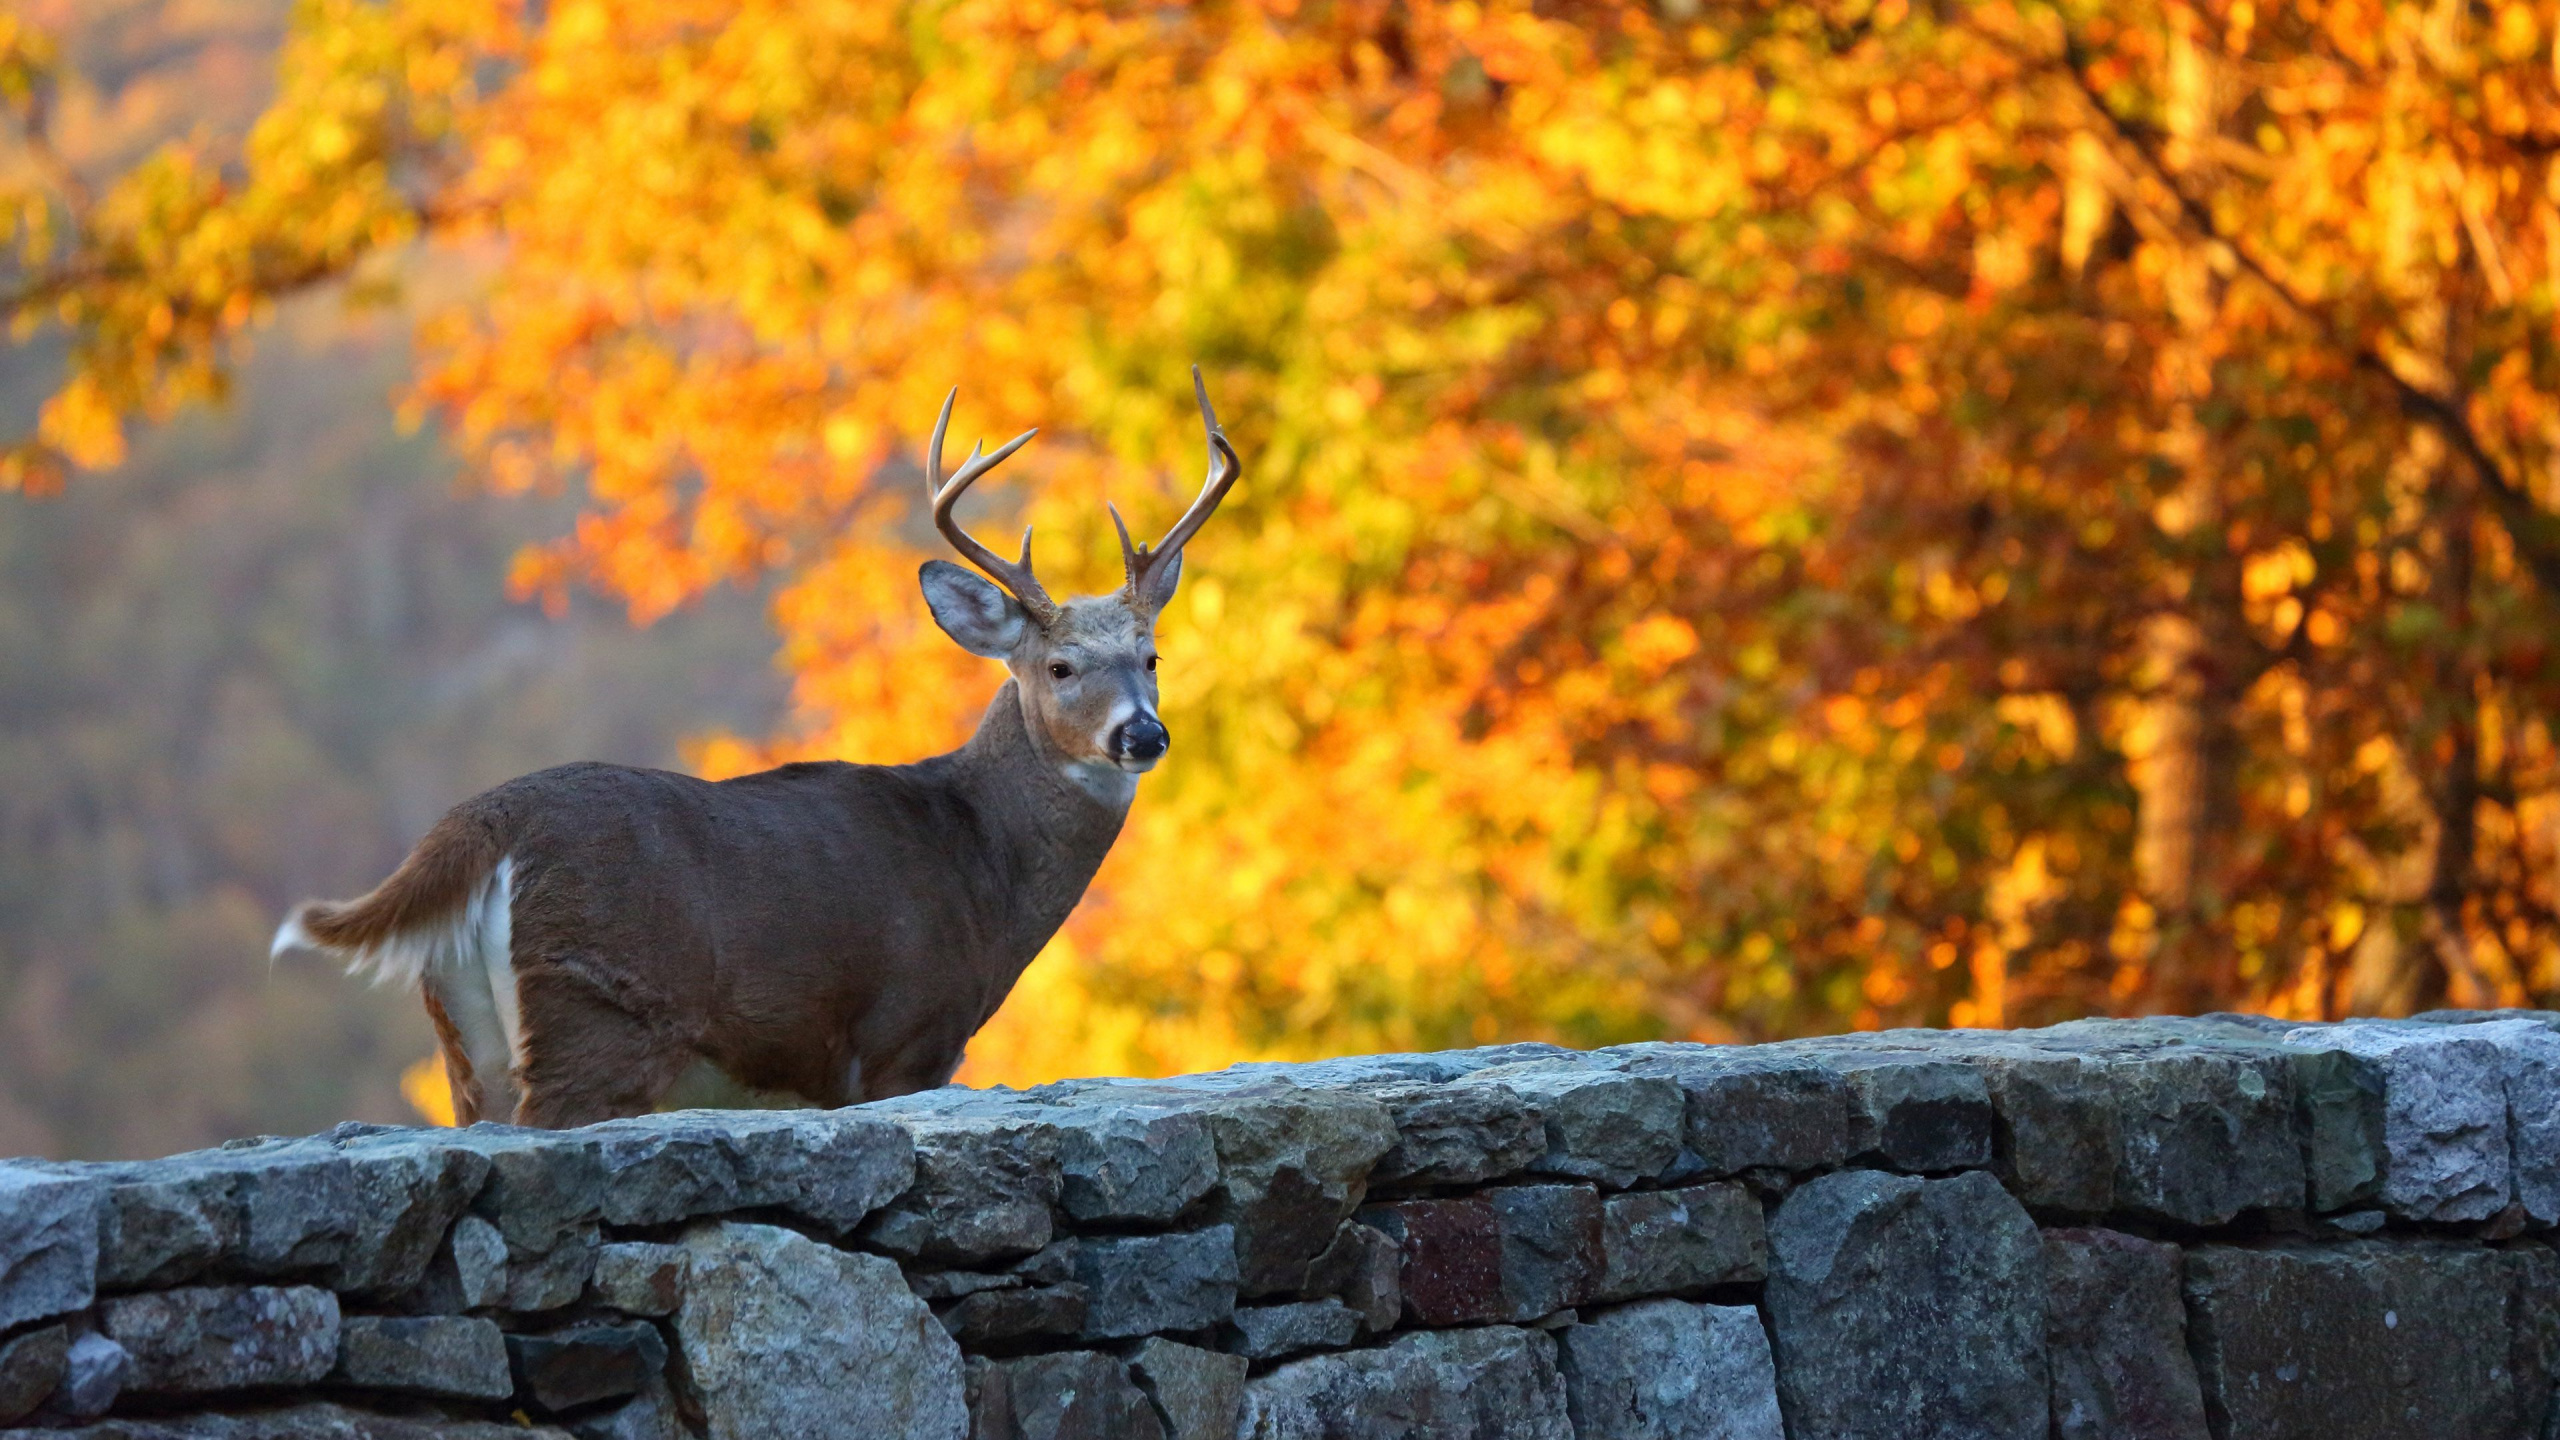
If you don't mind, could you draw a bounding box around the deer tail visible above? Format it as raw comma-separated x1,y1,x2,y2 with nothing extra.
271,813,509,990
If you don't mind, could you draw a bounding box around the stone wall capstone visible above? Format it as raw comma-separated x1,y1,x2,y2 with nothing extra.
4,1013,2560,1437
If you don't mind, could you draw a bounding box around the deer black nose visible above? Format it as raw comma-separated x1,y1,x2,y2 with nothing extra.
1116,715,1169,762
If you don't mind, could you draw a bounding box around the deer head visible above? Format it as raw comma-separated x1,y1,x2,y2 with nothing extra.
918,368,1242,778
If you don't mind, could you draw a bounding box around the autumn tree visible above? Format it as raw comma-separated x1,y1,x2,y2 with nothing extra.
11,0,2560,1086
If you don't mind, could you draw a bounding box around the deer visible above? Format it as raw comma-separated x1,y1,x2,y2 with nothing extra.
272,371,1240,1128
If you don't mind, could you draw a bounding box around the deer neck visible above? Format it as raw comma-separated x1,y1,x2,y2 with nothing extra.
946,679,1135,959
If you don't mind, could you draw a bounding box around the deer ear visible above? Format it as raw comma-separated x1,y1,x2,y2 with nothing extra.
1134,550,1182,615
920,559,1028,657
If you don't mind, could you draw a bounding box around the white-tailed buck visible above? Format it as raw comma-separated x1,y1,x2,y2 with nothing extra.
274,372,1240,1126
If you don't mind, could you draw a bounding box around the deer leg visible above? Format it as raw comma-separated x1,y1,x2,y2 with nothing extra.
510,965,690,1128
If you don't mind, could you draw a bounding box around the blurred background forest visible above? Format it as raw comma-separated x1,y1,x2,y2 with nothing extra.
0,0,782,1157
9,0,2560,1157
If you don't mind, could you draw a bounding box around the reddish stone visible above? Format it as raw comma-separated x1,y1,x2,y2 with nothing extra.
1356,1197,1503,1326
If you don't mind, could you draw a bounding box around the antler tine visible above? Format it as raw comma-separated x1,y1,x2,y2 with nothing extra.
926,388,1055,623
1123,366,1243,602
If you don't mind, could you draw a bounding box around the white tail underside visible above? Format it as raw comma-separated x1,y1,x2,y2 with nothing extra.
270,856,523,1092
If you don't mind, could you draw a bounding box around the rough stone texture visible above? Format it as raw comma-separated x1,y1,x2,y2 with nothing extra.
404,1213,506,1314
1062,1227,1239,1340
0,1322,69,1425
502,1234,599,1313
1130,1338,1247,1440
857,1109,1062,1265
589,1241,687,1316
2042,1228,2208,1440
674,1220,964,1440
1765,1169,2046,1440
8,1404,574,1438
1369,1082,1545,1190
2456,1019,2560,1225
2184,1240,2539,1440
1044,1103,1220,1225
327,1314,510,1400
507,1321,668,1414
1303,1221,1401,1332
2066,1033,2305,1226
938,1283,1086,1346
1805,1050,1996,1173
1593,1183,1765,1304
39,1132,486,1300
564,1375,686,1440
1225,1298,1362,1360
2282,1024,2511,1222
1465,1067,1685,1190
1557,1298,1784,1440
584,1108,913,1232
969,1350,1167,1440
0,1165,103,1331
45,1332,130,1422
1358,1196,1502,1326
1967,1047,2121,1213
101,1285,339,1397
1238,1325,1574,1440
1179,1086,1397,1297
1601,1047,1852,1178
1487,1184,1605,1320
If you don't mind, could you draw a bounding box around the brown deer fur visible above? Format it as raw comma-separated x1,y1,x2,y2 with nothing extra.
274,376,1239,1127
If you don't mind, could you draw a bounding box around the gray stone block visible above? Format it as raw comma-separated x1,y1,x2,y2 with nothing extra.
2042,1228,2207,1440
2459,1019,2560,1225
0,1165,100,1331
1467,1066,1685,1189
1045,1103,1220,1224
565,1374,686,1440
501,1231,598,1312
507,1321,668,1415
1175,1084,1396,1296
1064,1227,1239,1339
2098,1044,2303,1226
440,1126,606,1260
2283,1023,2510,1222
585,1109,913,1232
318,1130,496,1296
1602,1047,1852,1177
6,1403,577,1438
674,1220,964,1440
0,1322,68,1425
1304,1220,1401,1331
1224,1298,1362,1360
589,1241,687,1316
1557,1298,1784,1440
404,1212,507,1314
1971,1047,2121,1213
100,1284,340,1397
329,1314,511,1400
969,1350,1166,1440
1130,1338,1246,1440
2185,1240,2536,1440
45,1332,130,1422
1811,1051,1996,1173
857,1112,1061,1265
1765,1169,2046,1440
1594,1182,1766,1303
1488,1183,1605,1320
937,1283,1086,1346
1240,1325,1574,1439
1369,1081,1546,1189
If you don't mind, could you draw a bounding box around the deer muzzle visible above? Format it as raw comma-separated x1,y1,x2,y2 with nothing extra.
1113,714,1170,766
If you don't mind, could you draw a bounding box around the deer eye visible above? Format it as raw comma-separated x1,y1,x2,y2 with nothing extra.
1145,656,1157,672
1049,662,1073,680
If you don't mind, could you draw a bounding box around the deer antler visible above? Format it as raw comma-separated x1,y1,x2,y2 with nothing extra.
1115,366,1242,609
927,389,1057,627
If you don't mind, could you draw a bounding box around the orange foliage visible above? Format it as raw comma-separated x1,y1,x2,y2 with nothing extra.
16,0,2560,1085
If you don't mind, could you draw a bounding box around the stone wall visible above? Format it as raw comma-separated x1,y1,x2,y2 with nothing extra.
5,1011,2560,1438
